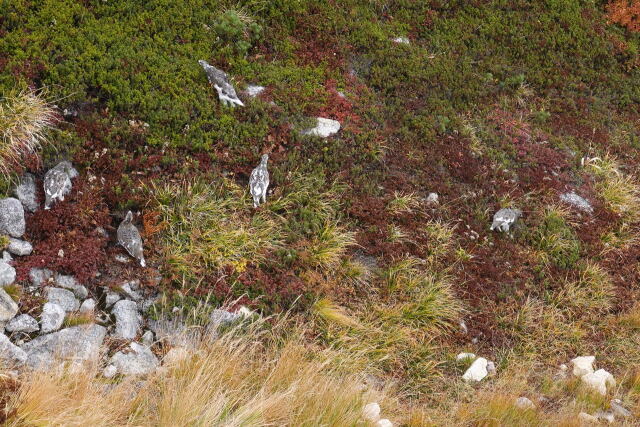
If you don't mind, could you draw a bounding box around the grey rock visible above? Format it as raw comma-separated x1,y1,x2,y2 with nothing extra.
490,208,522,232
112,299,141,340
40,302,65,333
7,238,32,256
21,324,106,369
5,314,39,333
46,287,79,312
2,251,12,262
79,298,96,314
109,342,159,375
55,274,88,299
611,399,632,418
302,117,341,138
0,287,18,322
560,192,593,213
120,280,142,302
141,330,154,346
104,290,122,308
0,260,16,286
0,333,27,365
29,268,54,287
0,198,25,237
103,364,117,378
392,36,410,44
245,85,265,97
14,173,39,212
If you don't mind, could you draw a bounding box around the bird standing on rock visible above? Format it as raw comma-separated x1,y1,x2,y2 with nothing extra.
490,208,522,233
117,211,146,267
198,60,245,107
249,154,270,208
44,161,78,209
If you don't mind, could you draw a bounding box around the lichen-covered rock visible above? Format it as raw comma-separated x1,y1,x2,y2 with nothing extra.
0,260,16,287
112,299,141,339
302,117,341,138
120,280,142,302
5,314,39,333
29,268,54,287
0,287,18,322
79,298,96,314
0,198,25,238
108,342,159,375
46,287,80,312
55,274,88,299
7,238,32,256
40,302,65,333
0,333,27,366
14,173,39,212
21,324,106,369
560,192,593,213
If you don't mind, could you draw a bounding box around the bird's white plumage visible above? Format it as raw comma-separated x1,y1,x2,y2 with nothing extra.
249,154,270,208
117,211,146,267
490,208,522,232
198,60,245,107
44,161,77,209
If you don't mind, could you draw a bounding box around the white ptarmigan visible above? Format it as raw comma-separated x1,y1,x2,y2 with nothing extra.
117,211,146,267
198,60,245,107
249,154,269,208
490,208,522,232
44,161,78,209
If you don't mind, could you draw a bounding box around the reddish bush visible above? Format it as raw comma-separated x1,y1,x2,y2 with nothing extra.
608,1,640,33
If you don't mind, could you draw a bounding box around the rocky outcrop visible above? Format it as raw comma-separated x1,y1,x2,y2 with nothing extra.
14,173,39,212
7,238,32,256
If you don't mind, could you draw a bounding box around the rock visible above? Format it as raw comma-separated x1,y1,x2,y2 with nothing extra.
7,238,32,256
238,306,254,318
120,280,142,302
141,330,154,346
578,412,599,424
46,287,79,312
571,356,595,377
40,303,65,333
302,117,341,138
29,268,54,287
149,316,192,347
595,411,615,424
21,324,106,369
610,399,632,418
377,420,393,427
0,333,27,365
581,369,615,395
426,192,439,204
490,208,522,233
0,260,16,287
560,192,593,214
14,173,39,212
5,314,39,333
55,274,88,299
392,36,410,44
112,299,141,340
245,85,265,97
79,298,96,314
456,352,476,361
0,287,18,322
462,357,489,382
104,290,121,308
2,251,12,262
103,364,117,379
0,198,25,238
108,342,159,375
515,397,535,409
163,347,190,366
363,402,381,422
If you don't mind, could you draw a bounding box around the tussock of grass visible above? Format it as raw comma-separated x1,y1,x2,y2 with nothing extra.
586,155,640,221
387,191,421,214
553,262,616,315
533,206,580,269
305,222,356,270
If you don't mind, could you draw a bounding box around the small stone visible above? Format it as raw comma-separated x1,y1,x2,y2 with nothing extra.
426,192,439,204
112,299,141,340
560,192,593,214
141,330,154,346
29,268,54,287
40,303,65,333
5,314,39,333
46,287,79,312
571,356,595,377
245,85,265,97
377,420,393,427
578,412,599,424
57,249,64,258
610,399,632,418
0,198,25,238
462,357,489,382
581,369,615,396
104,290,121,308
456,352,476,361
0,333,27,365
515,397,535,409
0,287,18,322
302,117,341,138
120,280,142,302
55,274,88,299
103,364,117,379
7,238,32,256
363,402,381,422
79,298,96,314
595,411,615,424
109,342,159,375
392,36,410,44
0,260,16,287
14,173,39,212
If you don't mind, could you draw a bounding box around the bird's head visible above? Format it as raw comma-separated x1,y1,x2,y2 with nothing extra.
124,211,133,222
261,154,269,164
198,60,208,68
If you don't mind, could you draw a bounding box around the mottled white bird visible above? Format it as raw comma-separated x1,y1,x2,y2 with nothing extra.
117,211,146,267
249,154,269,208
198,60,245,107
490,208,522,232
44,161,78,209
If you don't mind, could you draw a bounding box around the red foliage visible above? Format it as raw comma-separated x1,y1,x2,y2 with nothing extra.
607,0,640,33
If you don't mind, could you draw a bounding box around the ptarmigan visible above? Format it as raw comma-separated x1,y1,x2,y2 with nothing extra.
249,154,270,208
44,161,78,209
117,211,146,267
490,208,522,232
198,60,244,107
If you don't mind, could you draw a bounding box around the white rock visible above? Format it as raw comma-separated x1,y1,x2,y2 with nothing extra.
578,412,599,424
377,419,393,427
462,357,489,382
109,342,159,375
112,299,141,340
456,352,476,361
302,117,341,138
0,333,27,365
55,274,88,299
103,364,117,379
515,397,535,409
245,85,265,97
79,298,96,314
40,302,65,333
581,369,615,395
0,260,16,287
0,198,25,237
2,251,12,262
392,36,410,44
5,314,39,333
571,356,595,377
7,238,32,256
0,287,18,322
610,399,632,418
46,287,79,312
363,402,381,422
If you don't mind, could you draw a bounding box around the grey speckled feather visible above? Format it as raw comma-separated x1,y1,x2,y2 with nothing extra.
490,208,522,232
44,161,77,209
198,60,245,107
249,154,269,208
117,211,146,267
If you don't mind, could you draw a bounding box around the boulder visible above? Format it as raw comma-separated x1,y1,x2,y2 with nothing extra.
79,298,96,314
302,117,341,138
0,198,25,238
29,268,54,287
571,356,595,377
46,287,80,312
2,251,11,262
581,369,615,395
0,260,16,287
7,238,32,256
21,324,106,369
55,274,88,299
108,342,159,375
560,192,593,214
0,333,27,365
40,302,65,333
112,299,141,340
14,173,39,212
5,314,39,333
462,357,489,382
0,287,18,322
